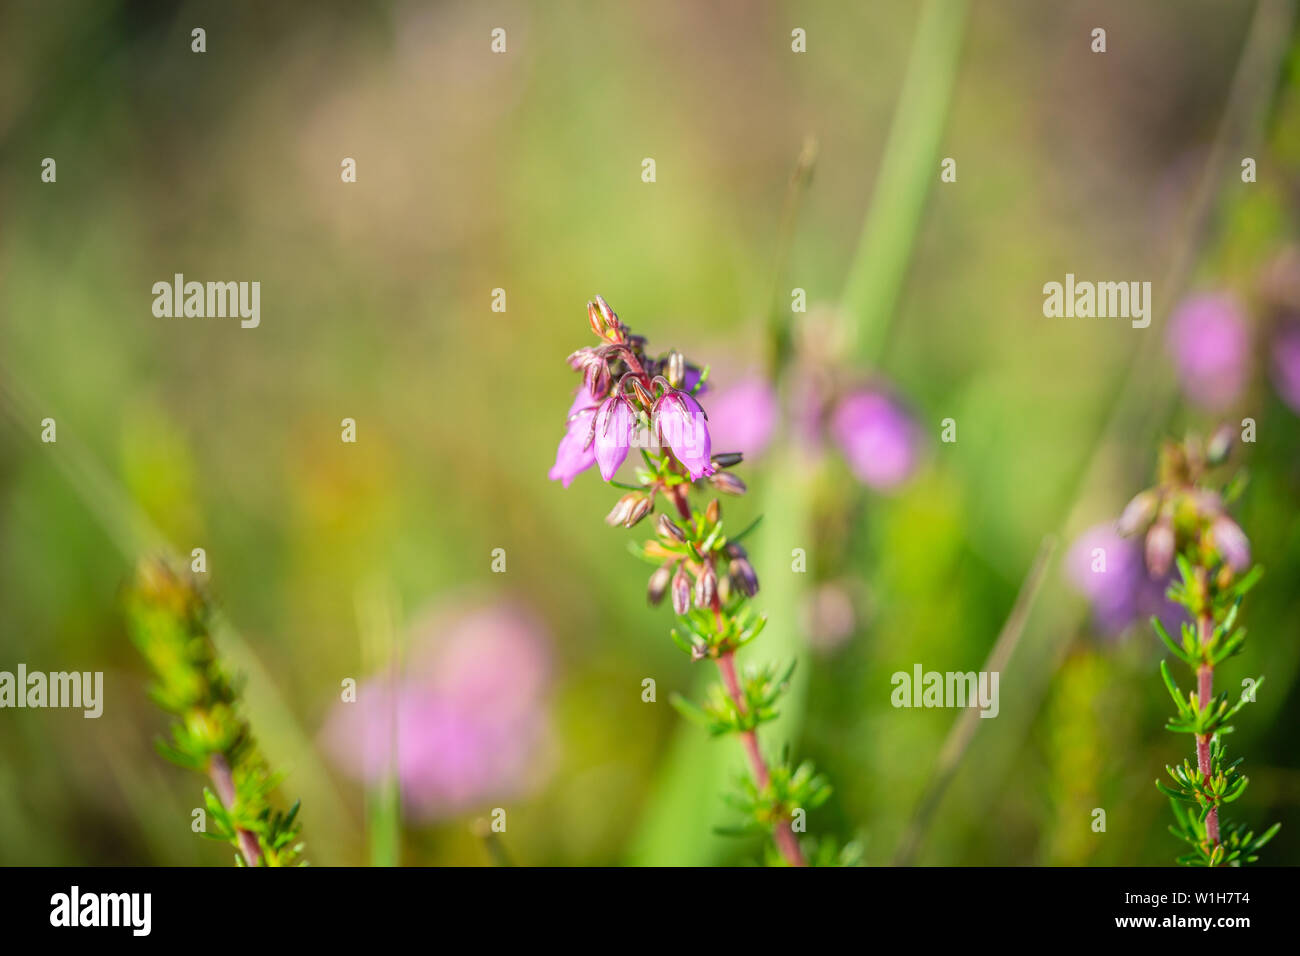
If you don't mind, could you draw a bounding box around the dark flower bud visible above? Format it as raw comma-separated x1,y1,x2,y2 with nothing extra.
624,494,654,528
584,358,611,398
1145,518,1175,578
1210,515,1251,573
730,556,759,597
657,514,688,543
629,376,654,410
711,452,744,469
705,499,720,525
670,566,691,615
694,564,718,608
1116,490,1160,537
666,351,685,389
605,493,639,527
708,472,748,496
1206,425,1234,466
647,565,672,605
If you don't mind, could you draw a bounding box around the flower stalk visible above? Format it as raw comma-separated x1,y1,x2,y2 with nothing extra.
552,296,846,866
1118,430,1279,866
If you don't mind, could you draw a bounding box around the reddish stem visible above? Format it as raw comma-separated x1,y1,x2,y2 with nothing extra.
716,652,807,867
210,753,263,866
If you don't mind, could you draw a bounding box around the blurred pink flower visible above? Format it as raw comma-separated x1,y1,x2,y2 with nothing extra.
704,377,778,460
1066,523,1184,637
829,389,920,491
321,602,551,820
1271,321,1300,414
1166,294,1250,410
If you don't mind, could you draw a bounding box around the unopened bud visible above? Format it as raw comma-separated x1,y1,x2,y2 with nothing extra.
605,493,639,527
730,556,759,597
1116,490,1160,536
624,494,654,528
694,564,718,608
630,377,654,409
594,294,620,334
671,566,691,615
587,300,606,337
711,452,744,469
708,472,747,496
584,359,611,398
647,565,672,605
705,499,720,525
666,351,685,389
1145,518,1175,578
1206,425,1234,466
657,514,687,543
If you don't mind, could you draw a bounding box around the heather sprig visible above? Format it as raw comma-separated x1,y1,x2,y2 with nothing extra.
1118,429,1280,866
124,557,306,866
552,295,848,866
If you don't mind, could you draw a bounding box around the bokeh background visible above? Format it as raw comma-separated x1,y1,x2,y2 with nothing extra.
1,0,1298,866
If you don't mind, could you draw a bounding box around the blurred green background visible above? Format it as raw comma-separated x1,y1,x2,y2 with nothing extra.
1,0,1298,866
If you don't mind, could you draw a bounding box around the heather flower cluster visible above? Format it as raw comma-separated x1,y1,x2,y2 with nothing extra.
550,295,720,489
1117,431,1279,866
551,296,850,867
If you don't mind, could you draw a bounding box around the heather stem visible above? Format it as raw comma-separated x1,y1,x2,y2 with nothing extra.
209,753,263,866
1195,608,1220,849
716,652,807,867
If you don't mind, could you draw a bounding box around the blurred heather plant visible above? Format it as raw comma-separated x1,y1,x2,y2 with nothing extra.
124,558,306,866
551,295,852,866
1117,431,1280,866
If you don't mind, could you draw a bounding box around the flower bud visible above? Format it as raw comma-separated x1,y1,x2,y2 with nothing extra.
730,556,759,597
647,565,672,605
1145,517,1175,578
624,494,654,528
605,493,638,527
1116,490,1160,536
594,295,621,335
587,300,607,338
694,564,718,608
705,499,720,525
670,566,691,615
1206,424,1234,466
666,351,685,389
711,452,744,469
708,472,748,496
1210,515,1251,573
657,514,687,544
584,358,611,399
